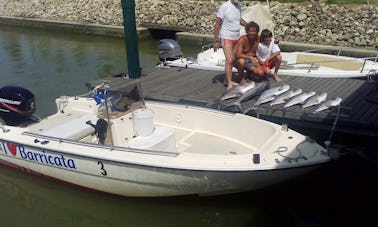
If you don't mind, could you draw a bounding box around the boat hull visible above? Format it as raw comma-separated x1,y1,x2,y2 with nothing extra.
0,142,321,197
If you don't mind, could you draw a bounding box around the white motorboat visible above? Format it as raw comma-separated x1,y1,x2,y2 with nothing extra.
159,43,378,79
0,78,333,197
279,51,377,78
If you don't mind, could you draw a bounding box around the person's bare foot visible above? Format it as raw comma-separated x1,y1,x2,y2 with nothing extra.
223,80,238,85
226,81,238,90
274,74,281,81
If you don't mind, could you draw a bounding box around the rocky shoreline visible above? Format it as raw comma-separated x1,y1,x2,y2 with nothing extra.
0,0,376,49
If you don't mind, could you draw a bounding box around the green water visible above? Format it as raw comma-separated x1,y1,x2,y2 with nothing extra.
0,25,200,116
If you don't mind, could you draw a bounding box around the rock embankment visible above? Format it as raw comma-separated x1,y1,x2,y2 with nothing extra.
0,0,376,49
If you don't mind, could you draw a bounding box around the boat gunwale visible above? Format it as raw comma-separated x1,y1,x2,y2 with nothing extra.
21,131,180,157
0,147,329,174
0,133,330,172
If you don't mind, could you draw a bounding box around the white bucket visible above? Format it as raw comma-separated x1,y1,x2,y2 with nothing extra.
133,108,154,136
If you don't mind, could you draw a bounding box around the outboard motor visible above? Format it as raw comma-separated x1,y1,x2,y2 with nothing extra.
0,86,36,126
158,39,182,61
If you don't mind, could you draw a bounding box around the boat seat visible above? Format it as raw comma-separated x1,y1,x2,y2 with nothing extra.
41,113,98,140
297,53,363,70
280,62,320,70
128,126,176,153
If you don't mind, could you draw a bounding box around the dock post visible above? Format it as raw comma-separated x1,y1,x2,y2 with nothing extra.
121,0,141,78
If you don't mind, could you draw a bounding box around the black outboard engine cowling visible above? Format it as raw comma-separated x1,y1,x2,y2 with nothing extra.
0,86,36,126
158,39,182,61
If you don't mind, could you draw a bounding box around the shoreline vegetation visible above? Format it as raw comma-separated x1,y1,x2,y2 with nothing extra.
0,0,376,50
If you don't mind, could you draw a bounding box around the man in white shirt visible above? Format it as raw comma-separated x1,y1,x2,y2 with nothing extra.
214,0,247,89
256,29,282,81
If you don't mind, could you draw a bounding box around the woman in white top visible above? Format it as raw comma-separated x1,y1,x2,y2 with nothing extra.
256,29,282,81
214,0,247,89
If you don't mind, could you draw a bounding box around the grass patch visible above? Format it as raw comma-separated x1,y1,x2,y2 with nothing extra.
250,0,377,4
325,0,376,4
210,0,377,5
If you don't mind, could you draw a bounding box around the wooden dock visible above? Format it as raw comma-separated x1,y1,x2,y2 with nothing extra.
138,67,378,141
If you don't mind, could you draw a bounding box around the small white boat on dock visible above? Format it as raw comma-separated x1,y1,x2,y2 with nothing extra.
0,78,333,197
159,41,378,79
279,51,377,78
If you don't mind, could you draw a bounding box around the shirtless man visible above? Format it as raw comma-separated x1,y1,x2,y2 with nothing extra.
234,21,264,84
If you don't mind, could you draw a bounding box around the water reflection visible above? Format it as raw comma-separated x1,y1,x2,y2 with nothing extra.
0,165,274,226
2,154,377,226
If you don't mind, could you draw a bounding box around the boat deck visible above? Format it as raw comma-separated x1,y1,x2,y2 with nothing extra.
27,110,97,140
177,130,253,155
139,67,378,140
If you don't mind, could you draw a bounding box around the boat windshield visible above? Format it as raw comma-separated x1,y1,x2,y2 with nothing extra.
97,79,145,119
